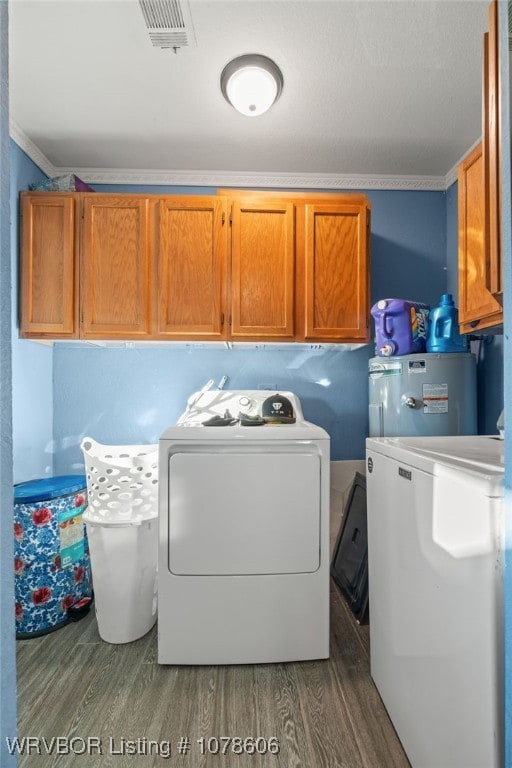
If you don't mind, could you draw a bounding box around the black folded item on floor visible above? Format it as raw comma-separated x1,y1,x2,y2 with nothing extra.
331,472,369,624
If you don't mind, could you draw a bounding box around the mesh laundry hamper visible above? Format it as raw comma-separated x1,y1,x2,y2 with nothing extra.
81,438,158,644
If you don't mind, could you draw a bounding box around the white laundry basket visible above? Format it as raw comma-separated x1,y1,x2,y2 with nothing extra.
81,437,159,644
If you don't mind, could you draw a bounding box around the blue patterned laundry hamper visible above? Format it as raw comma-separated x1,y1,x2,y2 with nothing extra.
14,475,93,638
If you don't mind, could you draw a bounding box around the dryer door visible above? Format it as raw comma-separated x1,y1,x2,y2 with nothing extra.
168,449,321,575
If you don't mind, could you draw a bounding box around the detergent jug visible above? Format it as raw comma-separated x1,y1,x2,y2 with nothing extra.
371,298,430,356
426,294,468,353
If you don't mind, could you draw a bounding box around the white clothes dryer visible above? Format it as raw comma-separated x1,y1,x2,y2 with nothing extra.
158,390,330,665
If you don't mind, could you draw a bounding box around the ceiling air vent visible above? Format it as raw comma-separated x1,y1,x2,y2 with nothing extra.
138,0,196,49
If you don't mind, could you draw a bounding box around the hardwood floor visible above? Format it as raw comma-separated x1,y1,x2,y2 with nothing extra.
16,488,410,768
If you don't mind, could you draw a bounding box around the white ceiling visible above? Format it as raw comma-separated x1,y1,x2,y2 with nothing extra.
8,0,490,188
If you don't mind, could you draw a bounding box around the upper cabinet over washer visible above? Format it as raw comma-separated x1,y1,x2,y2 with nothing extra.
156,196,228,340
19,190,371,344
218,190,371,344
81,195,152,339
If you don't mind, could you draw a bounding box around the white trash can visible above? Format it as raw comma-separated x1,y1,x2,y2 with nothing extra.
82,515,157,644
81,437,159,644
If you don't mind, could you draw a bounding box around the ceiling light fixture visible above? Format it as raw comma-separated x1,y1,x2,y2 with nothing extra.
220,54,283,117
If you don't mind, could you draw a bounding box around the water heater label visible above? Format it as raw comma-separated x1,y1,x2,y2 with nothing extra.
408,359,426,373
369,361,402,378
422,383,449,413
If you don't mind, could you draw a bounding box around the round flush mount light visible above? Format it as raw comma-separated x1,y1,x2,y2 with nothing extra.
220,54,283,117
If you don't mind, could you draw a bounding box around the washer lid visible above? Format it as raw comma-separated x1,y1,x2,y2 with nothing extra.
366,435,504,487
14,475,87,504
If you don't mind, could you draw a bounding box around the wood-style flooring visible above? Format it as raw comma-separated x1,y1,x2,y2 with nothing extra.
16,488,410,768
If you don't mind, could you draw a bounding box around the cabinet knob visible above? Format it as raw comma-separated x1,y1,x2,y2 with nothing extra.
469,320,480,328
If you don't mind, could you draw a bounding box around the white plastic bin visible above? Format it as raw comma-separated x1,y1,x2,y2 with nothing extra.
82,516,157,643
81,437,158,644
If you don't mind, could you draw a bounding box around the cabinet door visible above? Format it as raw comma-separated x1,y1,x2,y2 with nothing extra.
20,194,77,337
230,200,295,340
157,197,228,339
81,196,151,338
303,203,369,342
483,1,502,302
458,143,502,333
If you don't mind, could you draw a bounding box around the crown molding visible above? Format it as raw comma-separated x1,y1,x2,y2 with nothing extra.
9,119,56,177
54,167,449,191
445,136,482,189
10,123,476,193
445,162,459,189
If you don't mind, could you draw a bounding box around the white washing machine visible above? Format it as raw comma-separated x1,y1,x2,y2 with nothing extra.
158,390,330,665
366,435,504,768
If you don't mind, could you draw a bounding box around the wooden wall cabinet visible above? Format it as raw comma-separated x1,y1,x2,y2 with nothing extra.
219,190,371,344
483,0,502,304
20,190,371,343
156,196,298,342
156,196,228,340
302,202,370,341
81,195,152,339
20,192,231,342
20,194,78,338
458,0,503,335
20,192,153,340
230,199,295,340
458,142,502,333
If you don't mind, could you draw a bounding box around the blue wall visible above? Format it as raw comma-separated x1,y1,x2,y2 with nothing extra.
0,4,16,764
366,189,447,306
446,181,459,299
48,187,449,472
53,343,372,473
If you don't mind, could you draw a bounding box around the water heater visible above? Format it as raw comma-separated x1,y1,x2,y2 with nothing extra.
369,352,477,437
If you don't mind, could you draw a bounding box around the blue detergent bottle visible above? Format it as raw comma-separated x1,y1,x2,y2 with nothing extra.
426,293,468,353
